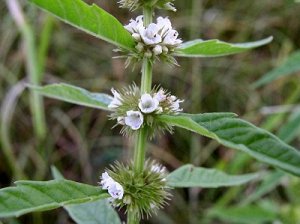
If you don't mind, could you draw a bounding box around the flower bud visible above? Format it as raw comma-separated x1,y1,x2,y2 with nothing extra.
153,45,163,55
135,42,144,52
132,33,141,41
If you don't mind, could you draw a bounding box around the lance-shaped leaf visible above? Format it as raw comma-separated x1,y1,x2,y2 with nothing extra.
167,164,259,188
158,113,300,176
30,83,113,111
174,37,273,57
0,180,107,218
253,51,300,88
51,167,121,224
28,0,135,51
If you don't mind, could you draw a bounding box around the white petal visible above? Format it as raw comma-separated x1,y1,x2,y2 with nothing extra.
156,17,172,35
108,88,122,109
163,29,182,46
138,94,159,114
108,182,124,200
124,110,144,130
141,23,162,45
154,90,166,102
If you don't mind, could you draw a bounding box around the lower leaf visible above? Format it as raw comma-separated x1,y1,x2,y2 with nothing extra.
0,180,107,218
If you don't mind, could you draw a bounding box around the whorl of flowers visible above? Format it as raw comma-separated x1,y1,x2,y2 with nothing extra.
118,0,176,12
108,85,184,137
124,16,182,66
101,160,170,219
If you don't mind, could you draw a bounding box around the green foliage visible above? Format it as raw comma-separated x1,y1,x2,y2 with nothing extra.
28,0,136,51
166,164,259,188
65,200,122,224
30,83,113,111
208,205,277,224
174,37,273,57
253,51,300,88
278,111,300,143
158,113,300,176
51,167,121,224
0,180,107,218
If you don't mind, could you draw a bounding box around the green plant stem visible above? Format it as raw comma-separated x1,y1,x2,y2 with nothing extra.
7,0,47,142
128,6,154,224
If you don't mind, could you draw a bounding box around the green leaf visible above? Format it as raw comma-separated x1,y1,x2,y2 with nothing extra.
166,164,259,188
66,200,121,224
174,37,273,57
0,180,107,218
51,166,121,224
253,51,300,88
242,171,284,205
278,110,300,143
28,0,135,51
158,113,300,176
208,205,277,224
30,83,113,111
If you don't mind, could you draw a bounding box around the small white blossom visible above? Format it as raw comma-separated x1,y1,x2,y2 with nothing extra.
124,110,144,130
163,29,182,46
117,117,125,125
100,172,124,200
168,95,184,112
139,94,159,114
108,181,124,200
156,17,172,35
124,15,144,34
141,23,162,45
154,90,167,102
100,172,116,190
108,88,122,109
153,45,163,55
151,164,166,174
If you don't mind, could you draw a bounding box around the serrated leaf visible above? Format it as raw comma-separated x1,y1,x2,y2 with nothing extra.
158,113,300,176
28,0,135,51
174,37,273,57
30,83,113,111
51,166,121,224
166,164,259,188
253,51,300,88
208,205,277,224
0,180,107,218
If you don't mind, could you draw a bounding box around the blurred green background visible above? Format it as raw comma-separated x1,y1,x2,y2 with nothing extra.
1,0,300,223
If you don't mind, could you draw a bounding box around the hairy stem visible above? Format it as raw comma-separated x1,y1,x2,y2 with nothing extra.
128,6,154,224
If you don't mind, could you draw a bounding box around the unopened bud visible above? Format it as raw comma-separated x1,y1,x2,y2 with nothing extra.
123,195,132,204
135,42,144,52
162,46,169,53
153,45,163,55
132,33,141,41
144,50,152,58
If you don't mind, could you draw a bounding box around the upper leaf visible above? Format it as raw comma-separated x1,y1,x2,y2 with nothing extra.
174,37,273,57
166,164,259,188
0,179,107,218
28,0,136,51
30,83,113,111
252,51,300,88
158,113,300,176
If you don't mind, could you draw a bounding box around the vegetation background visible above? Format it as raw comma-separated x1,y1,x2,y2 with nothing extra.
1,0,300,223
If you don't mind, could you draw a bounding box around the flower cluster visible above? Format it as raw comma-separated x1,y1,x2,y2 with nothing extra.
118,0,176,12
124,16,182,66
108,85,183,137
100,172,124,201
102,160,170,219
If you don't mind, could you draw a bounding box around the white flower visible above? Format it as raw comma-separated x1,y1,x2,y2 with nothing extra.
124,110,144,130
168,95,184,112
100,172,124,200
163,29,182,46
154,90,167,102
108,88,122,109
153,45,163,55
117,117,125,125
124,15,144,34
100,172,115,190
151,164,166,174
139,94,159,113
108,181,124,200
156,17,172,35
141,23,162,45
